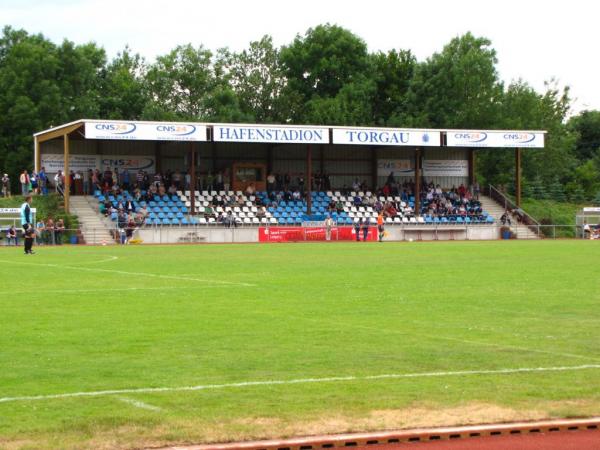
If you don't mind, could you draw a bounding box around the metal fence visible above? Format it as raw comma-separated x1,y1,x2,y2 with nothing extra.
2,224,596,247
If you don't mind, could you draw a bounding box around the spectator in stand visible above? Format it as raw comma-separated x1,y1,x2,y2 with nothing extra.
205,171,214,192
121,169,130,191
223,170,230,192
204,204,215,219
134,211,145,228
266,173,276,193
284,173,291,191
168,183,177,195
298,176,305,193
215,171,223,191
472,181,480,200
6,225,18,246
500,211,512,226
245,183,255,196
54,219,65,245
257,206,266,219
2,173,11,198
103,167,113,187
20,170,30,195
336,199,344,214
124,198,135,214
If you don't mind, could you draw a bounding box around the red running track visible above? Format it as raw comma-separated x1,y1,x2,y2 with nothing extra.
374,430,600,449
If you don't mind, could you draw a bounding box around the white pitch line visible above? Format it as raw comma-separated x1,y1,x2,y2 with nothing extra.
76,255,119,265
116,396,162,412
7,286,198,295
1,364,599,404
0,259,255,287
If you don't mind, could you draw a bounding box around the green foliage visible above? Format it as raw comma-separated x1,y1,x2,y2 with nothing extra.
594,190,600,206
547,177,567,202
0,193,77,229
530,176,548,200
0,24,598,202
403,33,502,128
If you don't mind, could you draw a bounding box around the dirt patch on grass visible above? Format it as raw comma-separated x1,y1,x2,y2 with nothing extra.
4,401,600,449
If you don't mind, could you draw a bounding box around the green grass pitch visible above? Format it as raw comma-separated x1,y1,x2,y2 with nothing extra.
0,241,599,449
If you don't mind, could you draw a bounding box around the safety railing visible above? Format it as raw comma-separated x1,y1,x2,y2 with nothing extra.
485,185,542,237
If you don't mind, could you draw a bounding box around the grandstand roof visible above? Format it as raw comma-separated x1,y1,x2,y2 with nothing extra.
33,119,546,148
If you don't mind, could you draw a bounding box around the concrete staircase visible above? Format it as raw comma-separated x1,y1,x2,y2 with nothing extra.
479,195,540,239
69,196,116,245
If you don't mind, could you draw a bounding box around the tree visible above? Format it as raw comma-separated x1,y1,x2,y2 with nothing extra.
370,49,416,125
547,177,566,202
219,36,287,123
0,26,104,182
530,176,548,200
280,24,371,123
403,32,502,128
568,110,600,161
99,47,148,119
144,44,215,120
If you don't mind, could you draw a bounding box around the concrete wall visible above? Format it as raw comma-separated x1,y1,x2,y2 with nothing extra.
137,226,259,244
135,225,499,244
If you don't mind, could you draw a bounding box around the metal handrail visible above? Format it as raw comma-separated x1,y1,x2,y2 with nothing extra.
486,185,541,236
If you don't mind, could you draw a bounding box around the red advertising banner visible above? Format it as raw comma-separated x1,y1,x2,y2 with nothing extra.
258,226,378,242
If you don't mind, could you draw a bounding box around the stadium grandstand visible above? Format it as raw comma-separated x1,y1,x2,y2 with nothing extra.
33,120,545,243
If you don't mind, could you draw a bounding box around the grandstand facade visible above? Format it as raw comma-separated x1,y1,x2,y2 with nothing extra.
33,120,545,243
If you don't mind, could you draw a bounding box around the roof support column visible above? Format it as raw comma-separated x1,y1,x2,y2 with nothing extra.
371,146,378,192
63,133,70,213
515,147,521,207
414,148,421,217
306,144,312,216
468,148,475,186
190,143,196,216
34,136,40,173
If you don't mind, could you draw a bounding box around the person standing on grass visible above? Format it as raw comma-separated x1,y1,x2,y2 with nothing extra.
1,173,10,198
19,170,30,196
325,215,334,241
20,195,35,254
377,212,385,242
362,217,370,242
354,218,362,241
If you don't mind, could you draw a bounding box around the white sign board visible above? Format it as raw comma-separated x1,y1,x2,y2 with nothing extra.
0,208,37,213
99,155,156,172
41,154,156,172
583,207,600,213
423,160,469,177
213,124,329,144
446,130,545,148
41,154,100,172
333,128,440,146
377,159,413,176
85,121,207,141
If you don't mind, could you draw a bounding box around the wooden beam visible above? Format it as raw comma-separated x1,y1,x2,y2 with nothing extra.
34,136,40,173
414,148,421,217
306,145,312,216
64,134,70,213
515,147,522,207
190,142,196,216
468,149,475,186
36,123,83,143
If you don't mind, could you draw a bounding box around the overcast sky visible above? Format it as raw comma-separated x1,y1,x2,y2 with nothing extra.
1,0,597,113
